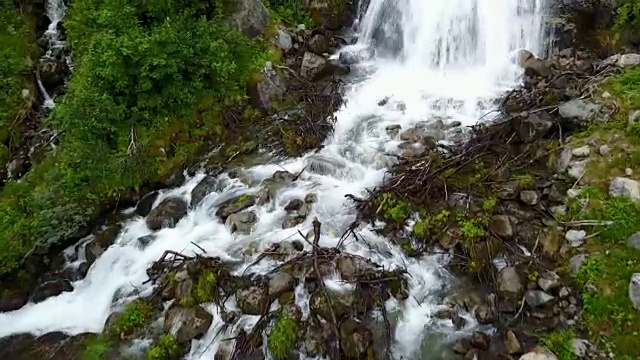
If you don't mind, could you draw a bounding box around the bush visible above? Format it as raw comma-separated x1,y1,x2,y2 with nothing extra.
0,0,268,277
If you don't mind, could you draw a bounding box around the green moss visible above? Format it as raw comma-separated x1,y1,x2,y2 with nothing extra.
82,336,111,360
193,270,217,304
512,174,535,190
412,210,450,239
379,193,412,223
541,329,576,360
235,195,252,205
457,216,488,240
481,196,499,213
267,313,299,360
109,300,154,336
146,334,180,360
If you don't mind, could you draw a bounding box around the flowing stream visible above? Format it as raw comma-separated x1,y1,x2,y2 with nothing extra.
1,0,548,358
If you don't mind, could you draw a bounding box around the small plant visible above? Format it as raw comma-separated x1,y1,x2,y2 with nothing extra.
193,270,217,304
482,196,498,213
82,336,110,360
541,330,576,360
412,210,450,238
379,193,411,223
110,300,154,336
457,217,488,240
513,174,535,189
146,334,180,360
267,313,298,360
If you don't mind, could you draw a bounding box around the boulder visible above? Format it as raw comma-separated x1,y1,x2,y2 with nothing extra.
0,292,28,312
273,29,292,52
537,271,561,292
514,113,553,142
38,58,67,90
225,0,269,38
190,176,221,208
215,194,257,221
164,305,213,343
146,197,188,231
135,191,159,216
497,267,523,298
226,211,258,234
474,304,496,325
524,290,554,307
307,0,349,30
519,346,558,360
629,273,640,310
470,331,490,350
300,51,328,80
268,272,294,298
609,177,640,203
558,99,602,126
236,286,268,315
308,34,330,55
248,62,286,112
505,331,522,355
30,279,73,303
489,215,514,239
518,50,551,77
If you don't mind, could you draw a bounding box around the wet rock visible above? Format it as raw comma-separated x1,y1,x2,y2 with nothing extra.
570,254,588,275
216,194,257,220
340,319,373,358
453,339,471,354
558,99,601,125
520,190,540,205
629,273,640,309
515,113,553,142
146,197,188,231
225,0,269,38
226,211,258,234
474,304,496,325
136,234,155,249
505,331,522,355
308,34,330,55
565,229,586,247
519,346,559,360
300,51,328,80
489,215,514,239
609,177,640,202
135,191,159,216
305,193,317,204
0,332,93,360
285,199,304,212
164,305,213,343
386,124,401,137
518,50,551,77
191,176,221,207
237,286,268,315
627,232,640,251
525,290,554,307
537,271,561,292
38,58,68,90
470,331,490,350
310,290,353,320
0,292,28,312
282,214,306,229
498,267,523,298
249,62,286,112
31,279,73,303
307,0,348,30
268,272,294,298
304,323,331,357
572,146,590,157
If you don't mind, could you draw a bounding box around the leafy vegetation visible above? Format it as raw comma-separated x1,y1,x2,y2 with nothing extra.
192,270,217,304
0,0,34,152
412,210,450,239
542,329,576,360
266,0,315,27
146,334,180,360
267,313,299,360
0,0,277,278
378,192,411,223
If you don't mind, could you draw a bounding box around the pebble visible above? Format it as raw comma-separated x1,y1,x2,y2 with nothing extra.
566,188,581,198
565,230,587,247
568,161,586,179
570,254,588,275
626,168,634,176
599,144,611,156
602,91,611,98
571,146,590,157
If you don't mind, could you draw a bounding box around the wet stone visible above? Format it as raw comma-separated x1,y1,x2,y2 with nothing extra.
215,194,257,220
505,331,522,355
284,199,304,212
268,272,294,298
470,331,491,350
525,290,555,307
146,197,188,231
164,305,213,343
236,286,268,315
31,279,73,303
135,191,159,216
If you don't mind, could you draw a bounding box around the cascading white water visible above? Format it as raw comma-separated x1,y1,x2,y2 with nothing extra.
0,0,547,358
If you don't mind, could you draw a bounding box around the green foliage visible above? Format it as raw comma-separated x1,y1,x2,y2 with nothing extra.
267,313,299,360
82,336,111,360
615,0,640,33
457,216,488,240
512,174,535,190
412,210,450,239
193,270,217,304
0,0,267,278
541,330,576,360
110,300,154,336
379,193,411,223
146,334,179,360
266,0,315,27
0,0,33,145
481,196,499,213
